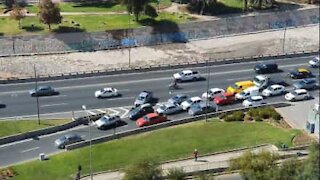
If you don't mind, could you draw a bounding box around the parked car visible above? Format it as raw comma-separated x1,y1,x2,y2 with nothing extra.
214,92,236,105
235,86,259,100
293,79,318,90
134,91,153,106
262,84,286,97
136,113,168,127
173,70,202,82
289,68,313,79
188,102,218,116
168,94,189,105
94,115,121,129
202,88,225,99
156,103,182,115
254,63,278,74
181,96,202,110
285,89,311,101
54,134,82,149
128,103,154,120
94,87,120,98
309,56,319,68
29,86,59,97
242,96,266,107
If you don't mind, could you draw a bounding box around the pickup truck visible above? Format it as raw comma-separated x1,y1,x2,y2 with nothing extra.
253,75,287,90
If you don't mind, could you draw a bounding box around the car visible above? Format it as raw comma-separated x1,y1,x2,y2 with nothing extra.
214,92,236,105
181,96,202,110
227,80,254,94
29,86,59,97
136,113,168,127
254,63,278,74
201,88,225,99
54,134,82,149
94,115,121,129
134,91,153,106
0,103,5,108
285,89,311,101
188,102,218,116
289,68,313,79
168,94,189,105
94,87,120,98
262,84,286,97
293,79,318,90
242,96,266,107
173,70,202,82
128,103,154,120
235,86,259,100
156,103,182,115
309,56,319,68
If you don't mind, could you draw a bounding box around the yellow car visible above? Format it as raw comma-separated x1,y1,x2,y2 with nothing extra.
289,68,312,79
227,80,254,94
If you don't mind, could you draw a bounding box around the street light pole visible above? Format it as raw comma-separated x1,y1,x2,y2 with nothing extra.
34,64,40,125
82,105,93,180
128,9,131,67
282,24,287,53
205,60,210,122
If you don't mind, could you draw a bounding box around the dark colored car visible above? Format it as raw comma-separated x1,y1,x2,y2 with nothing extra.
293,79,318,90
188,102,218,116
167,94,189,105
214,92,236,105
289,68,313,79
134,91,153,106
54,134,82,149
128,103,154,120
0,103,5,108
254,63,278,74
29,86,59,97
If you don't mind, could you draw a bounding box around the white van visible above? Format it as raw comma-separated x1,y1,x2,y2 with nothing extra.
235,86,259,100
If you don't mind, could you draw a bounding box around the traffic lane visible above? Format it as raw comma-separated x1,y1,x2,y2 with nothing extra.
0,55,314,92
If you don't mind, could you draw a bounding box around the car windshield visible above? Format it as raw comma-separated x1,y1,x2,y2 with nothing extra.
143,116,150,121
131,107,140,113
253,77,265,85
267,86,274,91
217,94,225,99
138,96,145,100
186,99,193,104
231,84,240,89
58,136,67,142
292,92,299,96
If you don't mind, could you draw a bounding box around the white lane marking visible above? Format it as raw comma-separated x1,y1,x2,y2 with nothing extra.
107,108,120,115
87,110,96,115
81,135,86,138
40,95,67,99
96,109,106,114
20,146,40,153
119,107,129,118
226,77,249,81
107,96,135,101
0,139,32,149
40,103,68,107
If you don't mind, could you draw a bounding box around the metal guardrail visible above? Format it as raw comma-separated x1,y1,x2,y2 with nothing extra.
0,50,319,84
66,102,291,150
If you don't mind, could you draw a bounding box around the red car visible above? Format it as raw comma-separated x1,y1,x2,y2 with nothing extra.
136,113,168,127
214,92,235,105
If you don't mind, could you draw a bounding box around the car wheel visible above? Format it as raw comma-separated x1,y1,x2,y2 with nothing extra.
193,77,197,81
304,96,309,100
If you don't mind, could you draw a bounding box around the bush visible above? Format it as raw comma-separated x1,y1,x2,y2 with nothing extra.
166,168,185,180
271,112,282,121
247,108,259,117
232,111,245,121
254,116,263,122
218,112,227,119
259,108,271,119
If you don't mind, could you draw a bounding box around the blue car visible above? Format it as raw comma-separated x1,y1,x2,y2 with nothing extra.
168,94,189,105
188,102,218,116
293,79,318,90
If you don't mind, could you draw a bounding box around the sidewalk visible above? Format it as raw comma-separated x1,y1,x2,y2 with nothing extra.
81,145,308,180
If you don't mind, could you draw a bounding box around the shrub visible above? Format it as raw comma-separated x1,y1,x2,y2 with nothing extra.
247,108,259,117
232,111,245,121
218,112,227,119
271,112,282,121
254,116,263,122
259,108,271,119
224,116,235,122
166,168,185,180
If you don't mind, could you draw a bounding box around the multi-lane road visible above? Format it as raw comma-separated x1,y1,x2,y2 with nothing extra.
0,55,319,167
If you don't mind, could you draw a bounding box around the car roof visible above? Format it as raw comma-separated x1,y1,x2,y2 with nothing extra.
140,103,152,108
255,75,268,80
65,134,79,138
209,88,223,92
235,81,253,86
302,79,316,83
39,85,51,89
298,68,309,72
294,89,307,93
224,92,235,97
270,84,283,88
190,96,201,101
163,103,176,108
145,113,159,118
175,94,187,98
140,91,150,97
250,96,263,100
181,70,193,74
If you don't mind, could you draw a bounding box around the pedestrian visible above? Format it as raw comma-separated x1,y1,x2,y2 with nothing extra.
193,149,198,161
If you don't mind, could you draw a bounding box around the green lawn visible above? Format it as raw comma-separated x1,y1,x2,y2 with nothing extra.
0,12,191,35
0,119,71,138
9,120,300,180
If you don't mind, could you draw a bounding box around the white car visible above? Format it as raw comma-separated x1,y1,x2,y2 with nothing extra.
242,96,266,107
202,88,225,99
235,86,259,100
309,56,319,68
181,96,202,110
173,70,201,82
262,84,286,97
285,89,311,101
95,87,120,98
95,115,121,129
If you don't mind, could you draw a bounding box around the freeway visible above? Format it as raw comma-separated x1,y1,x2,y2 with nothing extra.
0,55,319,167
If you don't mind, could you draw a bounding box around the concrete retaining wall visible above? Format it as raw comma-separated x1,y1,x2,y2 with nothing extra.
0,7,319,56
66,102,291,150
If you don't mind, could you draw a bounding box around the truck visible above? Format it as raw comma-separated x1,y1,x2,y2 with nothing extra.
253,75,287,90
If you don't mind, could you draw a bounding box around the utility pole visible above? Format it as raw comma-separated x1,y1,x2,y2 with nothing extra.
128,8,131,67
34,64,40,125
82,105,93,180
282,24,287,53
205,60,210,122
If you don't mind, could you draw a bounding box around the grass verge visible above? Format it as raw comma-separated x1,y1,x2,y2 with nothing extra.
9,120,300,180
0,12,191,35
0,119,71,138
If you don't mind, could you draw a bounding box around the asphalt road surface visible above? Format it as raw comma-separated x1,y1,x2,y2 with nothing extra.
0,55,319,167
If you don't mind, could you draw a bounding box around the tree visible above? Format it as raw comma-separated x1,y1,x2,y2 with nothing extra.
38,0,62,31
10,3,26,28
121,0,150,22
123,159,163,180
4,0,15,9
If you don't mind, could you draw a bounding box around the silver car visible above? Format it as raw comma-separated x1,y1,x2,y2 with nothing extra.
134,91,153,106
95,115,121,129
156,103,182,115
54,134,82,149
188,102,218,116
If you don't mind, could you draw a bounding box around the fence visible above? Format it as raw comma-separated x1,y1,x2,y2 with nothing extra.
0,7,319,56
